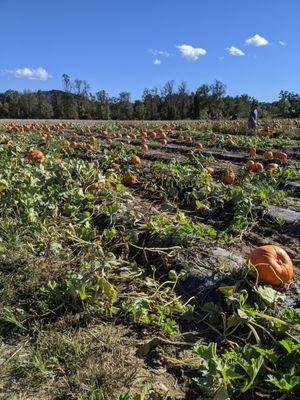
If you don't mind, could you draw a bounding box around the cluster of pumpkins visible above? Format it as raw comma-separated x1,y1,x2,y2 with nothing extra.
246,148,288,173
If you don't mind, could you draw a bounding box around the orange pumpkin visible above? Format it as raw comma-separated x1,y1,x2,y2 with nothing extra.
246,160,255,171
130,134,137,141
249,148,256,158
150,131,157,140
85,182,104,192
141,143,149,152
86,144,94,151
206,167,215,175
266,163,278,171
89,136,97,143
131,155,141,165
195,143,203,150
141,131,148,139
264,150,273,160
276,152,287,162
254,162,264,172
160,139,168,146
223,170,235,184
111,162,120,170
247,245,294,285
178,135,184,142
122,172,138,186
28,149,45,163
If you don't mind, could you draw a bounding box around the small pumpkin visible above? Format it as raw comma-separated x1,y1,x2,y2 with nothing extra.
223,170,235,184
206,167,215,175
246,160,255,171
247,245,294,285
85,182,105,192
141,143,149,152
264,150,273,160
276,151,288,162
130,134,137,141
249,148,256,158
122,172,138,186
111,162,120,170
86,144,94,151
210,133,217,140
131,155,141,165
160,139,168,146
28,149,45,163
195,143,203,150
89,136,97,143
266,163,278,171
254,162,264,172
150,131,157,140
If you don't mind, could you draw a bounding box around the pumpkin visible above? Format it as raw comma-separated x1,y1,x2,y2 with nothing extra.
159,131,167,140
63,140,70,146
186,136,193,143
101,130,108,137
264,150,273,160
223,170,235,184
130,134,137,141
210,133,217,140
122,172,138,186
89,136,97,143
150,131,157,140
226,134,232,140
206,167,215,174
254,162,264,172
226,138,234,146
86,144,94,151
28,149,45,163
195,143,203,150
131,155,141,165
247,245,294,285
276,152,287,162
160,139,168,146
106,138,112,145
249,148,256,158
141,131,147,139
111,162,120,170
266,163,278,171
246,160,255,171
85,182,104,192
141,143,149,152
178,135,184,142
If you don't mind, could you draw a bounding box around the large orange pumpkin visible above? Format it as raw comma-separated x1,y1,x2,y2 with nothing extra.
266,163,278,171
276,152,288,162
28,149,45,163
254,162,264,172
247,245,294,285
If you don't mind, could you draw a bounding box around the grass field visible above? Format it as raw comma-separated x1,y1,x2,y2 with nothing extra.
0,119,299,399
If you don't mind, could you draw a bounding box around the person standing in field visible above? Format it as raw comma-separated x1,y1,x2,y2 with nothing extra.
248,103,258,134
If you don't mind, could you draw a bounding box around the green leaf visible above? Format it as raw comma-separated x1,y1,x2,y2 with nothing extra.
255,285,286,306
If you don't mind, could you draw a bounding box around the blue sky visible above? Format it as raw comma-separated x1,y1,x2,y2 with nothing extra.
0,0,299,101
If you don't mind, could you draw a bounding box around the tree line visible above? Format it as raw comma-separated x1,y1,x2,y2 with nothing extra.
0,74,299,120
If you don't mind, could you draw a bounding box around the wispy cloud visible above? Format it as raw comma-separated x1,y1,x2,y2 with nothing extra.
245,34,269,47
279,41,286,46
149,49,171,57
4,67,51,80
153,59,161,65
227,46,245,56
176,44,207,61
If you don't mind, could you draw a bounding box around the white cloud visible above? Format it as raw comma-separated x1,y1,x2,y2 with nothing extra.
5,67,51,80
245,34,269,47
153,59,161,65
149,49,171,57
176,44,207,61
227,46,245,56
279,41,286,46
